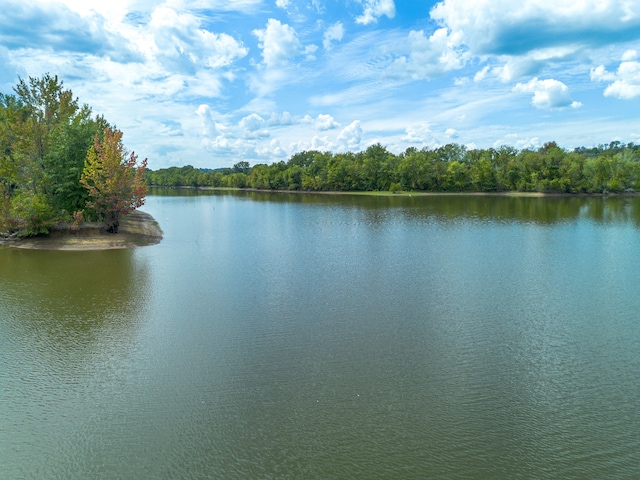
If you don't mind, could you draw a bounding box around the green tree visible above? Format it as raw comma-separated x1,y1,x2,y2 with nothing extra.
80,128,147,233
233,161,251,174
13,74,105,204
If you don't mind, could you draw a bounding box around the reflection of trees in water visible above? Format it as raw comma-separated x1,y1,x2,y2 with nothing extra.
0,248,150,355
149,187,640,226
218,191,640,226
580,197,640,226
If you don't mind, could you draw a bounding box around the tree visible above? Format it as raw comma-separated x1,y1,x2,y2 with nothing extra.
12,74,102,206
233,161,251,174
0,75,109,236
80,128,147,233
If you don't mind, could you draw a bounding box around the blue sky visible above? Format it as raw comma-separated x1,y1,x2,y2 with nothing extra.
1,0,639,169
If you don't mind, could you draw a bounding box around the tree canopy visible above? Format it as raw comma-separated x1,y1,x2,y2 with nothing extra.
81,128,147,233
0,75,147,237
146,141,640,194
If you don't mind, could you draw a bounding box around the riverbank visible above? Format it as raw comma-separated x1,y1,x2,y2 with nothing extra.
0,210,163,251
153,185,638,197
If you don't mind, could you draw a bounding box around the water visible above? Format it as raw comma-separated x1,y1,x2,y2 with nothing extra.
1,191,639,478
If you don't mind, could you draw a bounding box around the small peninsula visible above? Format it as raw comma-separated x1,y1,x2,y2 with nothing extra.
0,210,162,250
1,75,149,245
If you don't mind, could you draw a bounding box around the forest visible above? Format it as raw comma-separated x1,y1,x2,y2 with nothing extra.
146,141,640,194
0,75,147,237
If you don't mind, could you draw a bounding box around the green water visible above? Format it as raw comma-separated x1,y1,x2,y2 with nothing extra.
1,191,639,478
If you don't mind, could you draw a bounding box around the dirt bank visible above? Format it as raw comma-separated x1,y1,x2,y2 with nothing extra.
0,210,163,251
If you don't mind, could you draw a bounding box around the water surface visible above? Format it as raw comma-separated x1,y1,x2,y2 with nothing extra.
1,191,639,478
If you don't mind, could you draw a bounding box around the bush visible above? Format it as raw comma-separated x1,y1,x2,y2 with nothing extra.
10,191,55,236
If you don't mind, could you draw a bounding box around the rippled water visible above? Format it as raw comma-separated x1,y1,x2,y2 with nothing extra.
1,191,639,478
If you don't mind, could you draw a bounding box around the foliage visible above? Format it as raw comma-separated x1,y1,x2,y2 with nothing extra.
81,128,147,232
146,142,640,195
0,75,145,237
8,191,54,236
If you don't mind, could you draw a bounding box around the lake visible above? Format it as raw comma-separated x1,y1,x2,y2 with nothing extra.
1,190,639,479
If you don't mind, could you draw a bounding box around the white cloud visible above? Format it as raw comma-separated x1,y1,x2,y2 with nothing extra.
267,111,295,126
427,0,640,89
253,19,303,68
402,123,436,145
315,114,340,130
240,113,266,132
337,120,363,150
148,6,247,71
590,65,616,82
513,77,582,110
153,0,263,15
493,135,541,150
275,0,290,9
592,53,640,99
474,66,490,82
430,0,640,57
603,62,640,99
257,139,287,158
445,128,459,139
489,60,538,83
196,104,216,136
390,28,466,79
356,0,396,25
311,135,335,150
323,22,344,50
197,105,273,155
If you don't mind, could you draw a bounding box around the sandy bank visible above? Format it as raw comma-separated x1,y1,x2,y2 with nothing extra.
0,210,163,251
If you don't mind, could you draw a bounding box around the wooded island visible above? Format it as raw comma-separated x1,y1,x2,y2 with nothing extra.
0,75,147,238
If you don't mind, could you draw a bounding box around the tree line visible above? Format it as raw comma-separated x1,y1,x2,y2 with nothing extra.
146,142,640,194
0,75,147,237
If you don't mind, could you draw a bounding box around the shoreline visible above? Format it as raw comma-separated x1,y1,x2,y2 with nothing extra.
0,210,163,251
152,185,639,197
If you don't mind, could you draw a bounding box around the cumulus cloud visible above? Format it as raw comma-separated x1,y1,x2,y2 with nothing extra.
315,114,340,130
149,6,247,71
300,113,340,130
591,51,640,99
196,104,217,136
513,77,582,109
197,104,270,154
391,28,466,79
239,113,266,132
267,111,296,126
311,135,335,150
430,0,640,57
492,135,541,150
323,22,344,50
402,123,436,145
445,128,459,139
253,19,306,68
256,139,288,158
356,0,396,25
337,120,363,150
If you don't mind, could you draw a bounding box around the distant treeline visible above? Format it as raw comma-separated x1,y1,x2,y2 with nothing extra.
146,141,640,194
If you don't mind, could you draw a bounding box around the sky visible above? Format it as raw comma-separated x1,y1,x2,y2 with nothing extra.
1,0,639,169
